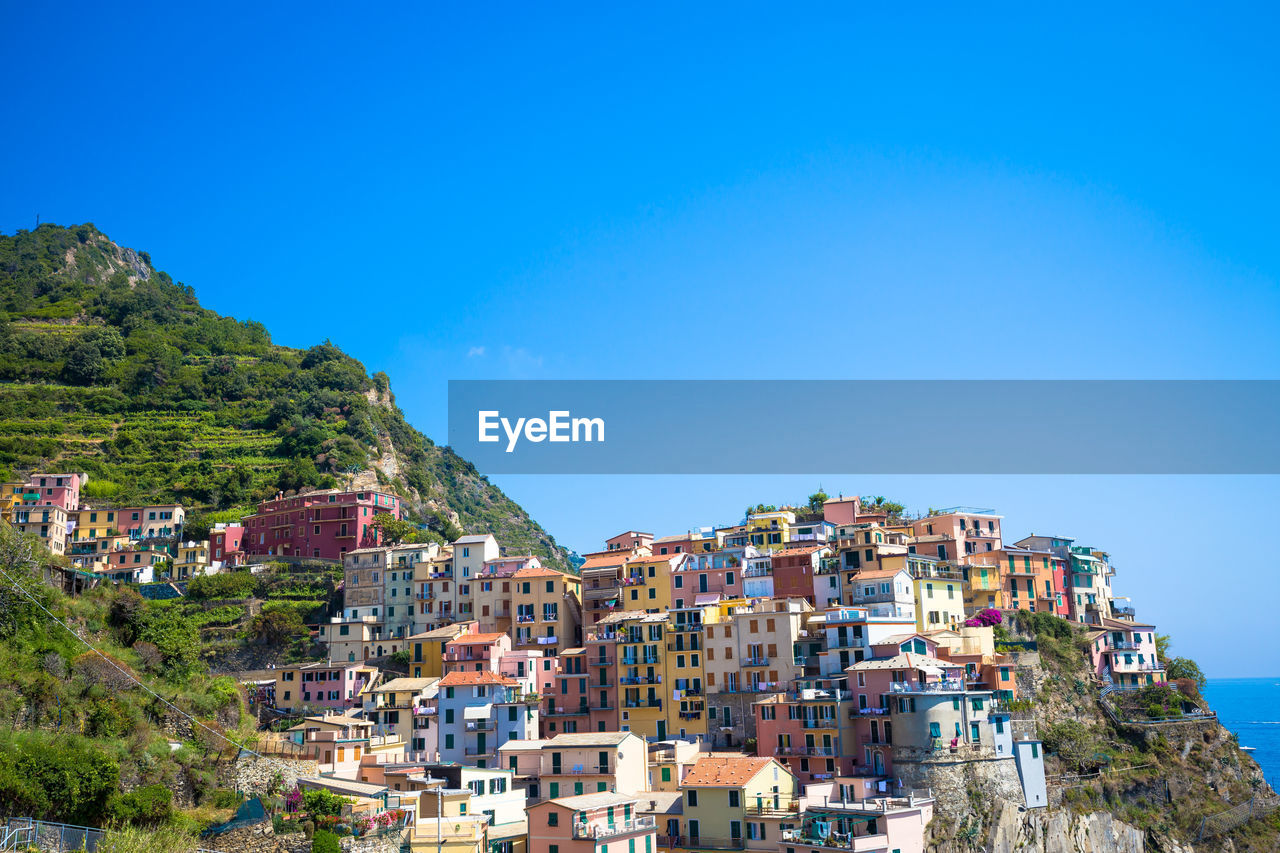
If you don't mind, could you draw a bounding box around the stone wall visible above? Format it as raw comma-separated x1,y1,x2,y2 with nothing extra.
207,820,310,853
220,754,318,797
925,799,1163,853
894,751,1023,816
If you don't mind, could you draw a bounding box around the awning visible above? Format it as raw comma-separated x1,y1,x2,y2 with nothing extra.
693,593,720,606
464,704,493,720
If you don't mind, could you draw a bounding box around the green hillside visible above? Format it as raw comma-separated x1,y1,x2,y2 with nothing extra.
0,223,567,567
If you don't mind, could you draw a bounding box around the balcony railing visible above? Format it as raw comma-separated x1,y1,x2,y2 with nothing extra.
537,636,559,645
516,615,535,624
888,679,965,693
801,718,837,729
572,816,656,839
742,656,770,667
464,746,496,757
563,763,611,775
1111,640,1141,651
660,837,744,850
670,622,705,632
465,720,496,732
620,675,662,685
624,699,663,709
775,745,836,757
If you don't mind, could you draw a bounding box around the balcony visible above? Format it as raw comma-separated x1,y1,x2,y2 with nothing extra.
572,816,656,840
670,622,705,632
620,675,662,685
563,763,611,775
589,657,615,667
537,636,559,645
623,699,663,709
801,718,837,729
668,642,702,652
587,632,620,643
546,706,590,717
465,720,496,732
888,679,965,694
1111,641,1141,651
742,656,770,667
464,746,496,757
661,837,744,851
516,615,536,624
776,745,835,757
678,711,702,720
1113,606,1136,618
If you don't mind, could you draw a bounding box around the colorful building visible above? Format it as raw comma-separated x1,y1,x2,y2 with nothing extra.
242,488,401,560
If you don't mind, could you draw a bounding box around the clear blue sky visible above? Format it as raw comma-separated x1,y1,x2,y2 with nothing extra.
3,3,1279,676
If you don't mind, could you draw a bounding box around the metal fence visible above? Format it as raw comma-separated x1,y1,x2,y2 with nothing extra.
1198,796,1280,840
0,817,226,852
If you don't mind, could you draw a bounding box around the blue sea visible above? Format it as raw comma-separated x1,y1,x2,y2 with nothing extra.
1204,678,1280,785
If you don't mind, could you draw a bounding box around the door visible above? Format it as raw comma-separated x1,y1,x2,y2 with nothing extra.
656,719,667,740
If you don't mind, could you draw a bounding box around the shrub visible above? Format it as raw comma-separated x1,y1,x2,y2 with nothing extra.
303,787,350,817
312,829,341,853
187,571,259,600
107,784,174,827
964,608,1003,628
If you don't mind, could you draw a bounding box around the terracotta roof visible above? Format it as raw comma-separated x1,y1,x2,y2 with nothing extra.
773,544,824,557
438,671,519,687
580,553,626,571
852,568,908,579
449,632,509,645
681,755,776,787
513,567,563,579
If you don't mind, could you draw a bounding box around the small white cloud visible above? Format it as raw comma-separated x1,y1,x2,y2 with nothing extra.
467,346,486,358
502,346,544,376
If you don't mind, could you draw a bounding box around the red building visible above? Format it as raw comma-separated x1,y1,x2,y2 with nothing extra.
210,523,247,567
770,544,826,602
242,489,402,560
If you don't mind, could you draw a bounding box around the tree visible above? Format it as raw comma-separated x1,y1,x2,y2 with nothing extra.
251,608,307,646
373,512,422,545
807,489,829,512
1165,656,1206,692
63,340,105,385
302,788,350,817
1155,633,1171,660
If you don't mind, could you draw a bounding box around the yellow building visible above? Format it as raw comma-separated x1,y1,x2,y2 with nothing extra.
70,507,122,541
511,567,581,656
674,755,798,853
408,622,477,679
665,613,708,741
904,555,968,631
620,553,682,614
964,557,1005,614
173,540,211,580
604,611,671,740
744,510,796,553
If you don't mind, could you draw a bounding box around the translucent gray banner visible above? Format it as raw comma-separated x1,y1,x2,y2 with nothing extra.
446,380,1280,474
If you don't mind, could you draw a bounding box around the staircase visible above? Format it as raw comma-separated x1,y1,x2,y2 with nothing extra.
564,591,584,644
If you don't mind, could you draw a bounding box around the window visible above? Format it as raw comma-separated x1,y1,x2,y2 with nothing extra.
548,814,559,827
687,790,698,807
728,790,740,807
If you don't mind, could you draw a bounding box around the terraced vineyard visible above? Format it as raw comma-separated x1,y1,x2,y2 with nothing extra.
0,222,570,567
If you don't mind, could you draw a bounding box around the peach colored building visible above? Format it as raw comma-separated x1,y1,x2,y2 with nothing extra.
528,792,657,853
444,632,514,674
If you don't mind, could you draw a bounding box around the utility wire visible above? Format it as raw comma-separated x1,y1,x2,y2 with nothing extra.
0,560,295,769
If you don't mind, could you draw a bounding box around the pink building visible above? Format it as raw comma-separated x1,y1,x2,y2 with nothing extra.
22,472,85,511
605,531,654,552
669,551,739,607
210,523,247,567
528,793,657,853
242,488,402,560
443,632,513,674
910,508,1002,563
1086,618,1165,688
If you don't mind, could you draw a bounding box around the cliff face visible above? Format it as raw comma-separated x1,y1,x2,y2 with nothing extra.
918,629,1277,853
928,801,1153,853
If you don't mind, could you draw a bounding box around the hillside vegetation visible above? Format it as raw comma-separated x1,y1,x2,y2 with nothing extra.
0,223,567,567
